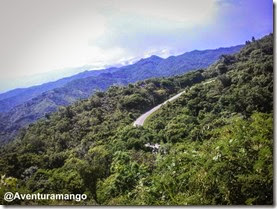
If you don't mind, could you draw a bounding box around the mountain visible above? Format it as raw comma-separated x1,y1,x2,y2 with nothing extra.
0,34,272,205
110,46,244,81
0,66,119,112
0,44,243,144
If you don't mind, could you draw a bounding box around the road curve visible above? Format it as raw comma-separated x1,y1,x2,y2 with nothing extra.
133,79,215,127
133,90,186,127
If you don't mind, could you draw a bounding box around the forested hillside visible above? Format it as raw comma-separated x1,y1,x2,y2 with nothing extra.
0,34,272,205
0,45,242,144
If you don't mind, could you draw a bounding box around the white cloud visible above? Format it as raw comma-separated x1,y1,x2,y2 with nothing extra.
1,0,219,81
93,0,220,59
108,0,218,26
143,48,172,59
1,10,109,78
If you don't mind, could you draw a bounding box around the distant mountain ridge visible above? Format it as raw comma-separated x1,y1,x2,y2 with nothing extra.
0,44,243,144
0,67,119,112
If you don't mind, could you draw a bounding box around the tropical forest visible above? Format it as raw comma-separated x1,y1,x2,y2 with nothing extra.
0,34,273,205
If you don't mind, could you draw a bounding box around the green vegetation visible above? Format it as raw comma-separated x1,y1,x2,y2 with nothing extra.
0,34,273,205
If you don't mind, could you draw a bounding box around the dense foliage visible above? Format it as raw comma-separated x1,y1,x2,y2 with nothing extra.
0,34,272,205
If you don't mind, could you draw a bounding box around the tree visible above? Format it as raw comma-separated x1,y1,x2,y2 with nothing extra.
218,74,232,87
78,145,111,203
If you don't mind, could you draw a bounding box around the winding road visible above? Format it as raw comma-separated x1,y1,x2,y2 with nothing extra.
133,90,187,127
133,79,214,127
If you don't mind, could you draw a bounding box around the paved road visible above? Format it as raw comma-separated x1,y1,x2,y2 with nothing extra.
133,79,214,127
133,90,186,127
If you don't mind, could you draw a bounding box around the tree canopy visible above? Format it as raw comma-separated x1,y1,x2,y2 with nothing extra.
0,34,273,205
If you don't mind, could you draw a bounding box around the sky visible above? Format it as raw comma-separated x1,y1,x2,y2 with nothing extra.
0,0,273,93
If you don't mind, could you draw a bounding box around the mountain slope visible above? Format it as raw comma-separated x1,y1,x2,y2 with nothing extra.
0,45,242,144
0,34,273,205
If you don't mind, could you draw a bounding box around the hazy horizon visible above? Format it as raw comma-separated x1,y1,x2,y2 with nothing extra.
0,42,247,94
0,0,273,92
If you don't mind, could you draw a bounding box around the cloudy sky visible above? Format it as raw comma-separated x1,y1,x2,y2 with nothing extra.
0,0,273,92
